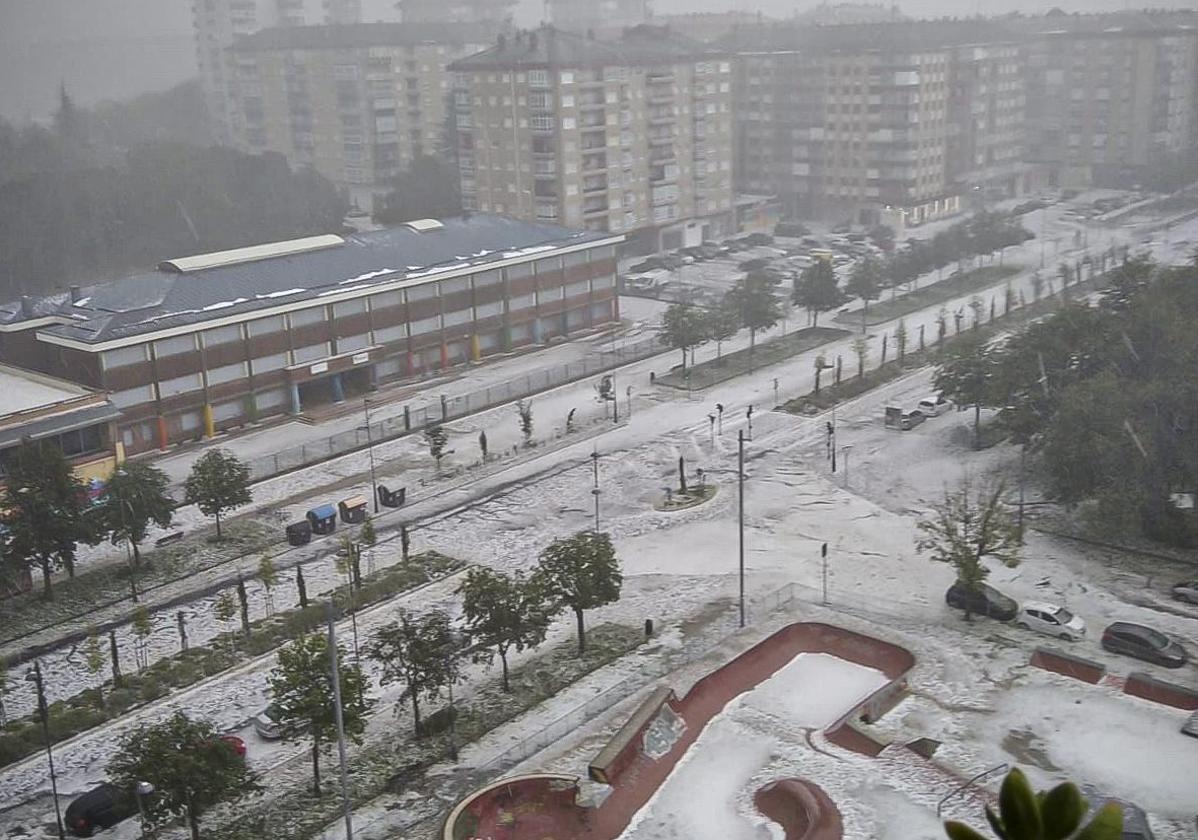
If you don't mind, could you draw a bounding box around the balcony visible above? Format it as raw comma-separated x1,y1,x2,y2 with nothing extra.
650,148,676,165
648,108,675,125
582,153,607,173
583,176,608,193
646,71,675,84
648,131,675,145
583,197,609,214
647,89,674,105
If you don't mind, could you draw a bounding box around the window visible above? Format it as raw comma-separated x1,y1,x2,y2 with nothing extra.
535,256,562,274
332,298,367,318
255,388,288,411
102,345,148,370
54,425,103,458
370,290,404,310
591,273,616,289
205,361,247,386
407,283,438,301
443,308,472,328
410,315,441,335
212,400,243,422
248,315,284,336
111,384,154,408
157,372,203,398
202,324,242,347
337,333,371,352
564,280,589,298
289,307,326,328
563,251,589,267
154,334,196,358
505,262,533,281
537,285,563,302
473,269,502,288
373,323,407,344
441,277,470,294
250,352,288,374
291,343,329,364
475,300,503,319
508,292,535,311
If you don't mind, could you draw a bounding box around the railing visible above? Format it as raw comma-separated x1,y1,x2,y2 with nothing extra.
937,762,1008,817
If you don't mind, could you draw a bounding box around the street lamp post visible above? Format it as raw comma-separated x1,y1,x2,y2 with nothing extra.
590,447,601,533
135,781,154,838
821,542,829,605
325,606,354,840
28,661,65,840
362,398,379,513
738,430,746,628
842,444,854,488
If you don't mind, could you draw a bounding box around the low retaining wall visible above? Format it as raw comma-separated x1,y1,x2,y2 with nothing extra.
754,779,844,840
1124,671,1198,711
1030,647,1107,684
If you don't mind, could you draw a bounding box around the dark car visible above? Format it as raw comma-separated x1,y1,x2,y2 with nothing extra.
945,582,1018,621
1171,581,1198,604
1101,621,1188,668
739,257,771,271
66,784,139,837
1081,788,1155,840
629,257,665,273
744,232,774,246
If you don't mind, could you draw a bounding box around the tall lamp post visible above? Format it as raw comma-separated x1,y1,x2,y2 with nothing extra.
362,398,379,513
135,781,155,838
841,444,854,488
590,447,601,533
738,430,746,628
28,661,65,840
325,605,354,840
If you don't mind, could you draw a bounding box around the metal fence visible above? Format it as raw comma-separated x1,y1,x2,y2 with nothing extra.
239,335,663,484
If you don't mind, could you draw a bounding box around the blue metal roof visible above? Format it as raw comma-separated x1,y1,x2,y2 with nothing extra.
308,504,337,520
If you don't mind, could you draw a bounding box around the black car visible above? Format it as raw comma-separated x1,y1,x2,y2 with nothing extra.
629,257,665,273
66,784,138,837
1100,621,1188,668
739,257,771,271
743,232,774,246
945,582,1018,621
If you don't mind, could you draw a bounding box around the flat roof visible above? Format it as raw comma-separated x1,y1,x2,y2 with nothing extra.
0,363,94,417
0,214,620,350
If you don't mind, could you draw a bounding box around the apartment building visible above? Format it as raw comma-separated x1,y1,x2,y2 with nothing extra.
1016,10,1198,188
726,23,962,226
396,0,515,25
546,0,648,37
227,23,491,208
451,26,736,252
0,215,621,455
193,0,362,143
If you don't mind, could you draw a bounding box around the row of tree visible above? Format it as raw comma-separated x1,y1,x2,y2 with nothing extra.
0,443,253,599
102,529,622,838
933,254,1198,545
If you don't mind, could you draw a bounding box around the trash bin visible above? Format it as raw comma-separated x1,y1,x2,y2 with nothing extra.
378,484,407,508
339,496,368,524
306,503,337,535
286,520,312,546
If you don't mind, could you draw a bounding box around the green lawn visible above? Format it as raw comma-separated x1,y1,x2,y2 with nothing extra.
835,264,1021,327
657,326,850,391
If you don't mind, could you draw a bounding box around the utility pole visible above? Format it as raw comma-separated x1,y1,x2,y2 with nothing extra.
626,385,633,419
716,403,724,435
29,661,65,840
325,606,354,840
611,372,618,423
842,444,853,488
590,447,601,533
363,398,379,513
821,542,828,605
830,405,838,473
738,431,746,628
1018,443,1027,543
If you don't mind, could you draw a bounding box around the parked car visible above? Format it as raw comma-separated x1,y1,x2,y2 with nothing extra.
1081,788,1155,840
743,232,774,246
945,582,1018,621
660,254,686,270
1182,710,1198,739
254,704,284,740
1171,581,1198,604
1015,602,1086,641
220,734,247,757
774,221,809,238
917,395,955,417
66,784,139,837
1101,621,1189,668
629,257,664,273
739,257,771,271
900,410,926,431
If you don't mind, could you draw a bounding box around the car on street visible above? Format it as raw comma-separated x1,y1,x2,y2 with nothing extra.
1182,710,1198,739
1170,581,1198,604
739,257,771,271
1100,621,1189,668
1015,602,1086,641
900,410,926,431
629,257,664,273
66,784,139,837
917,395,955,417
254,704,284,740
945,581,1018,621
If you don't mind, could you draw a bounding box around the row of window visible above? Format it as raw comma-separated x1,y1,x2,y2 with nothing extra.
100,249,616,371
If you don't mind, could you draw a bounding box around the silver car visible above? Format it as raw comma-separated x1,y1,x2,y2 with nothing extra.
1171,581,1198,605
253,705,283,740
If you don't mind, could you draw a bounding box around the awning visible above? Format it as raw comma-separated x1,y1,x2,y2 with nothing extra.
308,503,336,520
0,402,122,450
340,496,367,508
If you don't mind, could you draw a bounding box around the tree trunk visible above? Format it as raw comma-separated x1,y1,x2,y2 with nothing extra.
680,347,687,369
716,339,723,361
214,509,223,540
63,554,75,579
40,557,53,600
974,403,982,450
311,739,322,796
109,631,123,686
411,692,422,735
500,649,510,692
575,607,586,656
187,796,201,840
814,368,822,395
131,541,142,569
861,300,867,333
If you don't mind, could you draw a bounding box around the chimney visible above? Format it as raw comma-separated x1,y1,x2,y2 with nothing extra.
70,285,82,304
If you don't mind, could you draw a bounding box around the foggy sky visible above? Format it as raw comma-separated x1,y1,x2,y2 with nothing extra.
0,0,1185,123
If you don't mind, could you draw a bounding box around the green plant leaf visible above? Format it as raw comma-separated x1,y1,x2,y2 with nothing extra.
1041,783,1087,840
998,768,1043,840
945,821,992,840
985,804,1009,840
1074,803,1123,840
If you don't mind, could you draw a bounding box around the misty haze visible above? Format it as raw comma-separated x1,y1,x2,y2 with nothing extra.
0,2,1196,840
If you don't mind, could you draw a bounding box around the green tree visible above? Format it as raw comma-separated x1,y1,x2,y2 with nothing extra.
83,630,107,705
257,554,278,616
183,449,251,540
516,399,534,445
212,591,237,653
99,462,175,568
424,425,449,473
368,609,458,735
533,531,622,655
895,319,909,362
108,711,259,840
917,479,1020,620
0,439,98,597
726,273,781,356
373,155,462,224
844,256,884,332
658,302,709,369
934,335,999,450
268,633,371,795
945,767,1121,840
851,336,870,378
705,298,741,362
457,567,551,691
792,261,846,328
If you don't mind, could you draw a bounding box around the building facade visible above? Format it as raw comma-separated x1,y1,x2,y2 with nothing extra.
451,26,736,252
0,216,620,456
227,23,491,208
396,0,514,25
193,0,363,143
546,0,649,37
1017,11,1198,188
